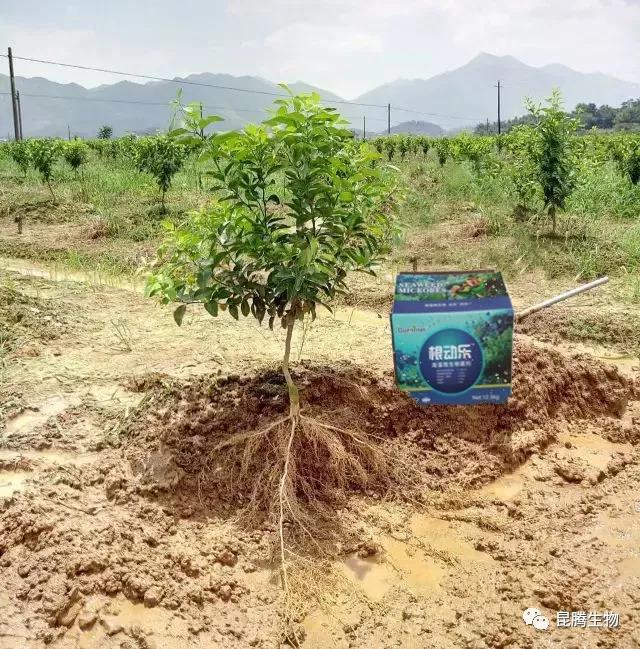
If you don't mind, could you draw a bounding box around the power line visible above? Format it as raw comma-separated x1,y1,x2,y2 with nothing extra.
0,90,264,113
0,53,386,110
0,90,390,123
392,105,486,122
1,52,484,123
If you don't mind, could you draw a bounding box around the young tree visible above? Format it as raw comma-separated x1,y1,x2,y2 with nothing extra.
97,125,113,140
611,137,640,185
624,143,640,185
398,136,409,160
503,126,539,214
147,91,397,589
525,90,580,233
383,137,396,161
29,139,61,202
371,137,384,155
149,92,395,414
170,95,222,189
418,136,431,157
433,137,450,166
9,141,31,176
136,136,186,210
63,140,89,175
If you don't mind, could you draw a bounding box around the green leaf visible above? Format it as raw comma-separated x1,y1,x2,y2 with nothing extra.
173,304,187,326
198,115,223,129
147,91,398,342
204,301,218,317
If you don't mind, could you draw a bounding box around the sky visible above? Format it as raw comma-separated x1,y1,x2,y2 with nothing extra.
1,0,639,98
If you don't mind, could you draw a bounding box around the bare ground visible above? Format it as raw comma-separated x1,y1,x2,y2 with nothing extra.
0,261,639,649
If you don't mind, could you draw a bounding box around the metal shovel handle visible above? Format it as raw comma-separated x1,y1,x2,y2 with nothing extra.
517,276,609,322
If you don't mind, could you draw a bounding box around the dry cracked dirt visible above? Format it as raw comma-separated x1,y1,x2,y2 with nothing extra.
0,260,639,649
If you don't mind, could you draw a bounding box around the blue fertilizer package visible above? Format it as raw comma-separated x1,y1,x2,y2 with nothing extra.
391,271,514,405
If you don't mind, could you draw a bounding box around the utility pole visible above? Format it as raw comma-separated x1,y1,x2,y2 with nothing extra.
495,80,502,135
16,90,23,139
67,124,71,141
363,115,366,140
7,47,20,141
486,117,489,134
387,103,391,135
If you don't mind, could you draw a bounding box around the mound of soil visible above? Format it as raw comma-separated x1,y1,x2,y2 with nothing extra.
0,454,282,647
0,284,70,355
123,339,635,505
520,306,640,355
0,340,637,648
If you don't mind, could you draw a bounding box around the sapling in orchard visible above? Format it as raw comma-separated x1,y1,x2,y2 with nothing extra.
63,140,89,176
170,94,222,190
29,139,61,202
63,140,90,200
433,137,450,166
97,125,113,140
398,136,409,160
525,90,579,233
137,136,186,211
9,141,31,176
503,126,539,217
617,139,640,185
147,90,397,594
383,137,396,161
418,135,431,157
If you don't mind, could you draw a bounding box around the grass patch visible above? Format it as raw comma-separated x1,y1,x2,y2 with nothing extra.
0,239,139,277
0,153,210,242
1,148,639,293
395,154,640,287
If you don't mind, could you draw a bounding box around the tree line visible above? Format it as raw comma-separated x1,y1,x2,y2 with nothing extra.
476,98,640,134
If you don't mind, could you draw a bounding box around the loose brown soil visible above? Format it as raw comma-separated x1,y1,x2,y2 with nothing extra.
1,263,639,649
0,282,72,356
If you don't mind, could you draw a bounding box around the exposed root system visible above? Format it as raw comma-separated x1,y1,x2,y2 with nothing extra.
124,339,635,524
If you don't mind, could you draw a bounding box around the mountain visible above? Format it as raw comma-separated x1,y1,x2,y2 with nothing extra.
0,73,347,138
1,53,639,137
354,53,640,130
386,120,445,136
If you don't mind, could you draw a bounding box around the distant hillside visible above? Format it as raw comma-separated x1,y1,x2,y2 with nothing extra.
354,53,640,130
1,53,639,137
386,120,444,136
0,74,349,139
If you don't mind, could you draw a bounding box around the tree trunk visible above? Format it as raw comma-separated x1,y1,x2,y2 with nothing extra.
80,167,87,201
46,179,56,203
549,205,556,234
283,322,300,419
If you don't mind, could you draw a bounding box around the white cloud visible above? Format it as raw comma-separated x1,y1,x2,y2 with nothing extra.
229,0,640,91
264,23,382,55
1,0,637,96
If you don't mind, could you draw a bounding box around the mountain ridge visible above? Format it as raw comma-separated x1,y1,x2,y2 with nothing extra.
1,53,638,137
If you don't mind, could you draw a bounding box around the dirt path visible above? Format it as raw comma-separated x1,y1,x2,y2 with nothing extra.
1,260,639,648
